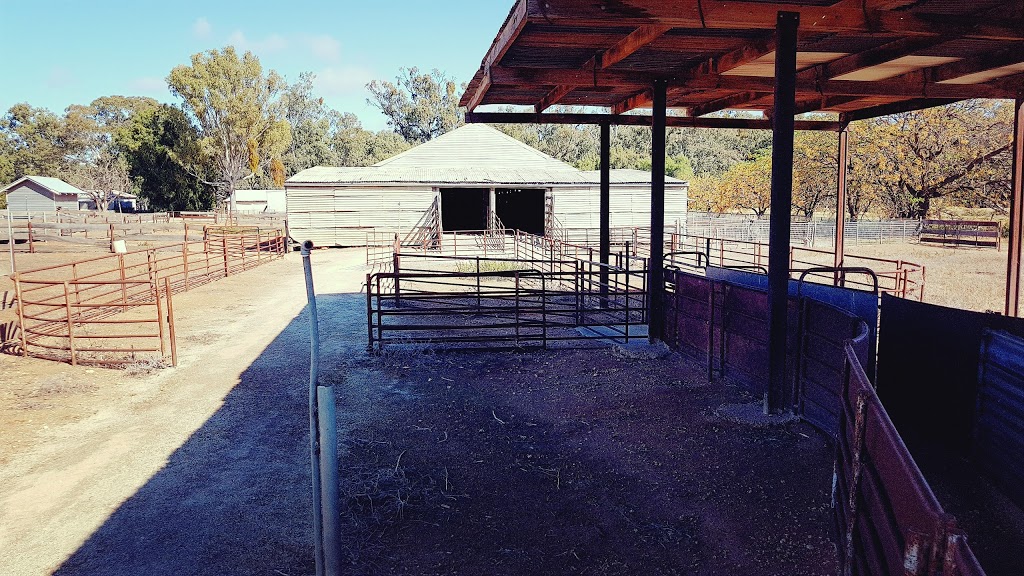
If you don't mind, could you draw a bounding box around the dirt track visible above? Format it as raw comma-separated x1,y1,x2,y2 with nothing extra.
1,246,838,575
0,248,368,575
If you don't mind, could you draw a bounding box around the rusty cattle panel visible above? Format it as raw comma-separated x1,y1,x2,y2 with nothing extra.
664,270,714,374
719,283,800,402
976,330,1024,509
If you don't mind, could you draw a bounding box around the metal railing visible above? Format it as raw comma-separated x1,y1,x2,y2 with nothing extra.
367,252,647,351
674,234,925,300
11,227,285,365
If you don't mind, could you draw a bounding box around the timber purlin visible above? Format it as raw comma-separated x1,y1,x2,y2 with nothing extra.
462,0,1024,125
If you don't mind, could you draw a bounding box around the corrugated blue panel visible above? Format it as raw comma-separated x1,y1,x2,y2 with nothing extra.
977,330,1024,508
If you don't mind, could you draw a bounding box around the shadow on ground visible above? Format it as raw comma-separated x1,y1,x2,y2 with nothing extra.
55,290,838,576
54,293,367,576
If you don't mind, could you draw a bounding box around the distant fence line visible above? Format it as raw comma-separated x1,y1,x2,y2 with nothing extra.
684,213,922,247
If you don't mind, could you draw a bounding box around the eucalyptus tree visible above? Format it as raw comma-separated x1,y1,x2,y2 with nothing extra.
167,47,291,211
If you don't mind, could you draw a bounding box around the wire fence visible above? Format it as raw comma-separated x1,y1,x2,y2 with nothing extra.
684,213,923,247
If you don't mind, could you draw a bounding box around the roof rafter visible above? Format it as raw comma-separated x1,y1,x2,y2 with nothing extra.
464,0,528,112
466,111,842,131
488,66,1017,99
524,0,1024,41
536,24,672,112
610,35,775,114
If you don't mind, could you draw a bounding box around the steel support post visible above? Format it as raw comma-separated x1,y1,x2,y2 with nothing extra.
767,11,799,414
600,122,611,308
834,118,850,283
649,79,667,342
1005,97,1024,316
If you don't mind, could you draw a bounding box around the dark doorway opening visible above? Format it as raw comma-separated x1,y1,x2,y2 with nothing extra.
495,188,545,236
440,188,488,232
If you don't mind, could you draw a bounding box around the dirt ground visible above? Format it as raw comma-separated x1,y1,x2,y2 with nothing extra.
1,245,841,576
850,241,1006,312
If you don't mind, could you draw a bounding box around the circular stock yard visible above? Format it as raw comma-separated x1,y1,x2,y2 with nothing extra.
0,230,1014,575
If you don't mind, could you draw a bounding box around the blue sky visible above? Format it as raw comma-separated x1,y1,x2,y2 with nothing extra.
0,1,512,131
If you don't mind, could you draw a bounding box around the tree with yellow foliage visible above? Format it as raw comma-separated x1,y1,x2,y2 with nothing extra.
167,47,291,212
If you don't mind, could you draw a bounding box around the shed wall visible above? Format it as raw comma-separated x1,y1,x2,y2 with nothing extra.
287,185,436,246
554,184,688,230
5,181,57,212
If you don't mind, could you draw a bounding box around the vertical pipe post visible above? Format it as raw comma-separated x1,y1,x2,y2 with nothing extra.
63,281,76,366
164,277,178,367
649,79,667,342
14,273,27,357
155,278,166,359
27,221,34,253
767,11,800,414
600,121,611,308
1005,97,1024,316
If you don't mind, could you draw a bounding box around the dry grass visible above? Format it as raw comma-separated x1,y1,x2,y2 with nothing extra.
851,241,1006,312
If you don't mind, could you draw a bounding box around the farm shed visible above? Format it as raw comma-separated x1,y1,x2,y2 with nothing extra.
229,189,286,214
1,176,82,212
78,191,139,212
285,124,687,247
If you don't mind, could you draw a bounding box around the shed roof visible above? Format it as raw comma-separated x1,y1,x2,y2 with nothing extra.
1,176,84,197
287,124,597,186
460,0,1024,125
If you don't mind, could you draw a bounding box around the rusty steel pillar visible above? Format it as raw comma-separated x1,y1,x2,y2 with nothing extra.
1006,97,1024,317
600,121,611,307
649,79,668,343
834,117,850,275
767,11,799,414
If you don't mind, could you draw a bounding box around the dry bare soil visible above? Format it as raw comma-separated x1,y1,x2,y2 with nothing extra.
2,244,840,576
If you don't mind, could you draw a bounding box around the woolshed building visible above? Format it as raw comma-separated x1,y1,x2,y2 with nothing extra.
284,124,688,247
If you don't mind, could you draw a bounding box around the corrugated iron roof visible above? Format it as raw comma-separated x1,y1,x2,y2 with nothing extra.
288,124,601,186
1,175,84,197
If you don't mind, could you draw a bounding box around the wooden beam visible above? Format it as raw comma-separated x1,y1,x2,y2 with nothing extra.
611,35,775,114
523,0,1024,41
796,36,950,83
463,0,528,111
535,24,672,112
535,85,575,113
611,90,653,115
843,98,960,121
488,66,1017,99
466,111,842,131
690,92,761,117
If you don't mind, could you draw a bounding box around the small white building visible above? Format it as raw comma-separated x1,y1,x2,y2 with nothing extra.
230,189,287,214
1,176,82,212
285,124,688,247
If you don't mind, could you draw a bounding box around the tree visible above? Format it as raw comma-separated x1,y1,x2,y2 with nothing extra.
330,112,411,166
68,150,133,212
280,72,339,177
792,131,838,218
0,103,78,178
687,174,726,213
167,47,291,210
116,104,214,211
367,67,464,143
849,100,1013,218
717,153,773,217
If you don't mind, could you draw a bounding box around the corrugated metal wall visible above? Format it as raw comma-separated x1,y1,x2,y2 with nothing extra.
976,329,1024,509
6,182,57,212
286,185,436,246
286,182,689,246
554,184,688,229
